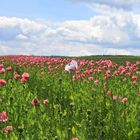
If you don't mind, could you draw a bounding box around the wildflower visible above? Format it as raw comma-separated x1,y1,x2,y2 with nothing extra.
0,79,6,86
21,78,28,83
133,80,136,84
107,90,111,96
22,73,29,80
3,126,13,134
6,66,12,71
14,73,20,79
65,60,78,72
81,73,86,79
43,99,49,104
105,70,111,78
113,95,118,101
0,112,8,122
132,76,137,84
132,76,137,81
21,73,30,83
94,80,99,85
72,75,77,81
136,61,140,65
0,68,5,74
32,99,40,106
122,97,128,103
88,77,93,80
0,64,4,69
126,61,131,66
108,62,113,68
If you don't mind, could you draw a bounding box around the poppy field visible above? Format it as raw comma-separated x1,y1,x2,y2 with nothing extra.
0,55,140,140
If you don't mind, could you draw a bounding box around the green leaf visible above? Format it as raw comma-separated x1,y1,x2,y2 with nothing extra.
57,129,61,137
72,127,76,134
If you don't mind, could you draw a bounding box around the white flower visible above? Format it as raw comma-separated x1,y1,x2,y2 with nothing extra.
65,60,78,72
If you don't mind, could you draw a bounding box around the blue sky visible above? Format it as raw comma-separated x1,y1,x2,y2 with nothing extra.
0,0,94,20
0,0,140,56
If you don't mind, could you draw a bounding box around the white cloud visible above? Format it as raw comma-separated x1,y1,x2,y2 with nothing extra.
105,48,131,55
0,17,47,41
69,0,140,10
0,15,140,56
16,34,28,40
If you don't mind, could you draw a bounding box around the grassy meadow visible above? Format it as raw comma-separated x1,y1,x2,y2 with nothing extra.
0,55,140,140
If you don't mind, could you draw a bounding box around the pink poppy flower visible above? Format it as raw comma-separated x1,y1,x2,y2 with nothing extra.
81,73,86,79
0,68,5,74
72,75,76,81
136,61,140,65
6,66,12,71
105,70,111,78
94,80,99,85
3,126,13,134
126,61,131,66
113,95,118,101
0,79,6,86
32,99,40,106
107,90,111,96
14,73,20,79
72,138,79,140
21,78,28,83
122,97,128,103
133,80,136,84
0,112,8,122
132,76,137,82
88,77,93,80
22,73,30,80
0,64,4,69
43,99,49,104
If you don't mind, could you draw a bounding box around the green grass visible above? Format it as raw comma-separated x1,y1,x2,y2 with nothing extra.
0,55,140,140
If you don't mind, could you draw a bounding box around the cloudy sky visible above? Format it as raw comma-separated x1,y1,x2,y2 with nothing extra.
0,0,140,56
